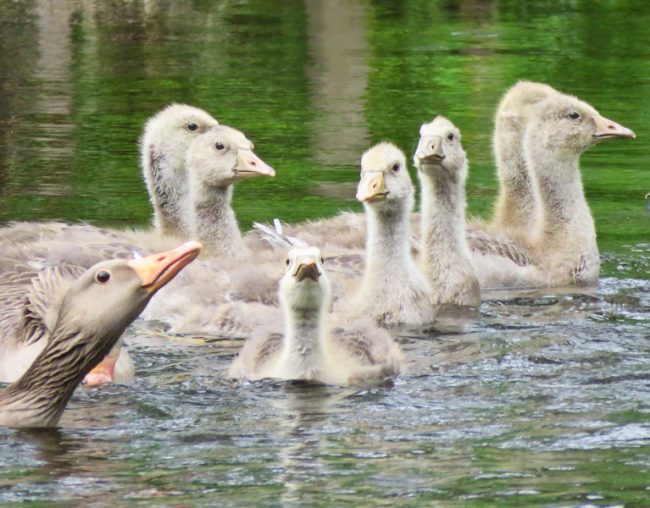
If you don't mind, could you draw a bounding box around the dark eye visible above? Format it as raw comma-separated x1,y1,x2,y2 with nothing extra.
285,259,290,266
187,122,199,132
321,257,325,264
95,270,111,284
447,132,455,141
215,142,225,151
391,163,400,173
568,111,580,120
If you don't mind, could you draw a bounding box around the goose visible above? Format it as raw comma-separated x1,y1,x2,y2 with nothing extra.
0,241,201,428
344,142,433,326
478,80,560,245
181,124,275,256
414,116,480,307
0,262,136,385
257,83,556,269
521,93,635,285
229,246,403,386
141,103,219,235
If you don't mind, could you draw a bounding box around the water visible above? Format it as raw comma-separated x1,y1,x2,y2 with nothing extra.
0,1,649,506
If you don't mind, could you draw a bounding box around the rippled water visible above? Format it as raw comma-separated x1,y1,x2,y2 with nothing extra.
0,1,649,506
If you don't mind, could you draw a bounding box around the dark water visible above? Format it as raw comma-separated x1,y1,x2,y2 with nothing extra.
0,1,649,506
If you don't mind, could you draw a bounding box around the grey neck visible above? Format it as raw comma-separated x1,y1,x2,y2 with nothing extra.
191,184,244,256
0,323,121,427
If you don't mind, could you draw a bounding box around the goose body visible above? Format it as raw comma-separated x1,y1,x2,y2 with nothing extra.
229,247,403,386
0,242,200,428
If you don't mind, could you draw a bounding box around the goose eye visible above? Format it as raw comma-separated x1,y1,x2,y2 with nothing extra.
568,111,580,120
215,142,225,151
95,270,111,284
186,122,199,132
285,259,290,267
447,132,455,141
321,257,325,264
391,163,400,173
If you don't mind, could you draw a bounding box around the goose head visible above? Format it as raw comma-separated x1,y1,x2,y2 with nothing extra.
142,103,219,171
58,241,202,340
279,246,330,312
141,104,220,233
495,81,559,129
528,94,635,155
356,142,414,214
414,115,468,183
185,125,275,189
2,241,201,428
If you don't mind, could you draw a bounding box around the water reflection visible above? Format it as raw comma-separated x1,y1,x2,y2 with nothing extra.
305,0,370,166
0,0,649,505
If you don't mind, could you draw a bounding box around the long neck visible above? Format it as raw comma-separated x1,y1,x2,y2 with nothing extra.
492,123,540,233
188,183,244,256
362,199,417,291
528,143,597,255
146,148,187,236
0,323,121,427
282,301,327,379
419,167,472,274
419,165,479,305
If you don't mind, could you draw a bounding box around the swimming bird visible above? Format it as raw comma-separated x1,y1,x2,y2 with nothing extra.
414,116,481,307
346,142,433,325
229,246,403,386
522,93,635,285
480,80,559,246
0,241,201,428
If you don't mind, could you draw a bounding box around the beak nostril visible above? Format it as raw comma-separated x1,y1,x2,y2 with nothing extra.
157,255,166,262
250,160,256,166
608,124,615,130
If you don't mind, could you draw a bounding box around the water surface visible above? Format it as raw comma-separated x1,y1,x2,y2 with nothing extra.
0,1,649,506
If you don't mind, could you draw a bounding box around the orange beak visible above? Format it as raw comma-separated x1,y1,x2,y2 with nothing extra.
128,241,202,294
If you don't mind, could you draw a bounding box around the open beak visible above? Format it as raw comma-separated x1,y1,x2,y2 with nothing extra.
128,241,202,294
295,262,321,282
593,115,636,141
234,149,276,179
356,172,387,202
415,135,445,165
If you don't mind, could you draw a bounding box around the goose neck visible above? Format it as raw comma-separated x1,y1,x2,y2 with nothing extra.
190,184,244,256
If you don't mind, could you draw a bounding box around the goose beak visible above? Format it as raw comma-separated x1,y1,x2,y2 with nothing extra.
234,150,276,179
128,241,202,294
415,135,445,165
356,172,387,202
593,115,636,141
295,262,321,282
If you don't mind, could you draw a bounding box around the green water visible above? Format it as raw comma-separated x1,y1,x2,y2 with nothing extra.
0,1,649,506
